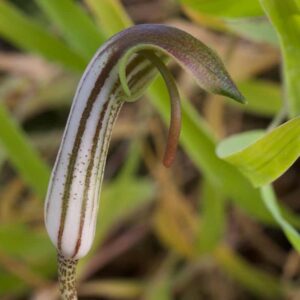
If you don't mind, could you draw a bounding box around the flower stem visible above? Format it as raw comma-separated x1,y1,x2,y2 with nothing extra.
57,253,78,300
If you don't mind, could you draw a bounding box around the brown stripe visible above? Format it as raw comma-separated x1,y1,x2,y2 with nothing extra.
58,51,158,253
72,99,111,257
71,56,151,256
57,50,121,251
88,101,122,227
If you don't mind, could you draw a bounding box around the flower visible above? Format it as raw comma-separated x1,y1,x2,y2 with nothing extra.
45,24,244,261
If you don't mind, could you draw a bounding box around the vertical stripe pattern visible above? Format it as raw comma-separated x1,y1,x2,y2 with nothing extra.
44,24,244,259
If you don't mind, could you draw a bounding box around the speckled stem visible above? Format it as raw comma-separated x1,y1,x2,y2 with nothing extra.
57,253,78,300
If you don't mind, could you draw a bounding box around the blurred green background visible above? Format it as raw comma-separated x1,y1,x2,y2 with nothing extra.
1,0,300,299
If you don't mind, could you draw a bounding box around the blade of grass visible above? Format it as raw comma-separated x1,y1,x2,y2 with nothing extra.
260,0,300,117
35,0,105,60
84,0,133,37
197,180,226,253
0,103,50,198
260,185,300,252
0,1,86,71
180,0,264,18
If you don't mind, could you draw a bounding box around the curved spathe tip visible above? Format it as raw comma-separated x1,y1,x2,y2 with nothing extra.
218,81,246,104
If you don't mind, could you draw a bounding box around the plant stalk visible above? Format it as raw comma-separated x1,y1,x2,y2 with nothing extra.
57,253,78,300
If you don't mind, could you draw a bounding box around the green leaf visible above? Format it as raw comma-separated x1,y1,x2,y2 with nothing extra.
260,0,300,117
0,1,86,71
197,180,226,253
217,119,300,187
260,185,300,252
0,104,50,198
234,80,282,116
226,18,279,46
35,0,105,60
84,0,133,37
217,130,265,158
180,0,264,18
